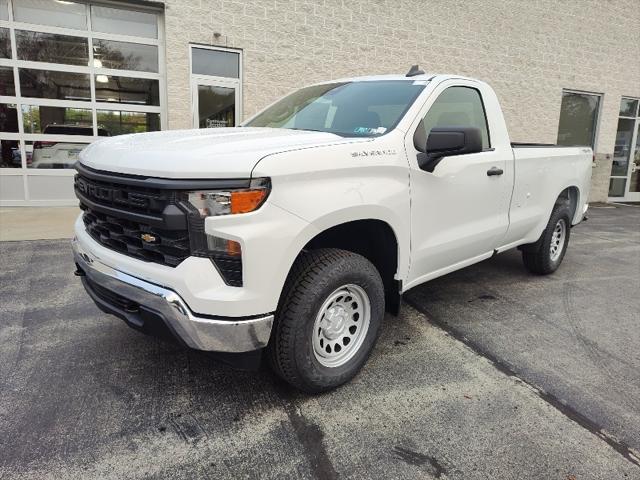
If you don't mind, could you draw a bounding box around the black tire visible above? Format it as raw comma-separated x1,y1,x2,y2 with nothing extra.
268,248,384,393
521,200,572,275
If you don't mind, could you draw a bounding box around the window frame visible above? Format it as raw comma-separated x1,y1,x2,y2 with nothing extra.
0,0,166,205
418,84,492,151
557,88,602,151
189,44,243,128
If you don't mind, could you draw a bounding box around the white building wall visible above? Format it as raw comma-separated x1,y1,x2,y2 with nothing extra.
164,0,639,201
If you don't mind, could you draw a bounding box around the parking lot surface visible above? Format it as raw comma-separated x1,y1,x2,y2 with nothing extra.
1,205,639,479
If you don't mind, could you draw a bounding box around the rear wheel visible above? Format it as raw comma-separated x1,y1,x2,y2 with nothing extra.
268,248,384,393
521,201,572,275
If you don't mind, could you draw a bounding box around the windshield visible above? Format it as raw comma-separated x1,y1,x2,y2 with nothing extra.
245,80,426,137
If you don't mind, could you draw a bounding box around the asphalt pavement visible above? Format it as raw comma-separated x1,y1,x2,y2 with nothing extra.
0,204,638,479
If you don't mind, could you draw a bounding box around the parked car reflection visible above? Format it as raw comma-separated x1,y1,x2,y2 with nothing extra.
31,124,110,169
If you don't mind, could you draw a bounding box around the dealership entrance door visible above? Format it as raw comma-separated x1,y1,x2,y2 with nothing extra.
192,79,240,128
190,46,242,129
609,98,640,201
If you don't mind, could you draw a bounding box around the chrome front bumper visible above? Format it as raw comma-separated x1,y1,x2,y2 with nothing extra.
72,238,274,353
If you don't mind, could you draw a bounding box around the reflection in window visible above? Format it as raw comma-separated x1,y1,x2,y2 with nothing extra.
19,69,91,101
608,178,626,197
0,0,8,21
21,105,92,134
0,103,19,132
192,48,240,78
612,118,635,176
198,85,235,128
12,0,87,30
1,140,21,168
630,124,640,194
95,75,159,106
557,91,600,147
619,98,639,118
97,110,160,135
28,139,88,169
0,67,15,96
93,39,158,72
91,5,157,39
16,30,89,66
0,27,10,58
420,86,491,149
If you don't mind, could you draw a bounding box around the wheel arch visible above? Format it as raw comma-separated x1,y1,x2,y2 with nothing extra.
281,215,404,316
555,185,581,224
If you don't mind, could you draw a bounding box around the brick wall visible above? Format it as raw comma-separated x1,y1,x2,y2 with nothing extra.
160,0,640,202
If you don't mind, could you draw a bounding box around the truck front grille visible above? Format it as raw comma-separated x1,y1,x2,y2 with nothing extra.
74,163,248,285
81,207,190,267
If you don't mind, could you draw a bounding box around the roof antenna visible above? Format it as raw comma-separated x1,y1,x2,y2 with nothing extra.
406,65,425,77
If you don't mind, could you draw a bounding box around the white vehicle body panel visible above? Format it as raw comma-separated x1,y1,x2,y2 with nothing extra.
73,73,592,345
79,127,370,178
504,146,591,246
402,77,514,289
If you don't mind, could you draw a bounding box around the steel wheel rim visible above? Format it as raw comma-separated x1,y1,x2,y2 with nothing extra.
549,218,566,262
312,284,371,368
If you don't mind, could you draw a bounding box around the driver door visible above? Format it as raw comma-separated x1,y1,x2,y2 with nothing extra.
405,81,512,287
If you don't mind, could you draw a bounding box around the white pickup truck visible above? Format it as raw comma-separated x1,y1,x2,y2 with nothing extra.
72,68,592,392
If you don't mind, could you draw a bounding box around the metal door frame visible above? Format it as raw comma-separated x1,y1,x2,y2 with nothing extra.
609,97,640,202
189,45,242,129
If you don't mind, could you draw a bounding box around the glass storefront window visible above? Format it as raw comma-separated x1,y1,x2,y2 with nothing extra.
629,124,640,194
96,110,160,135
16,30,89,66
609,98,640,199
0,0,163,201
557,91,601,148
197,85,235,128
0,27,10,58
0,66,15,96
0,139,21,168
93,39,158,73
0,103,19,132
95,75,160,106
0,0,8,20
91,5,157,39
192,48,240,78
608,178,626,197
21,105,92,134
620,98,639,117
612,118,635,176
12,0,87,30
19,69,91,101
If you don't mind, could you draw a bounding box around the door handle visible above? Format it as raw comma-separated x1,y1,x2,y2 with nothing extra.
487,167,504,176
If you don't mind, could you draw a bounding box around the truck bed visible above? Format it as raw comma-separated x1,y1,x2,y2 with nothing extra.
511,143,579,148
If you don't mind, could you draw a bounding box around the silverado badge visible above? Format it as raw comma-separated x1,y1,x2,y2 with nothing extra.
141,233,157,243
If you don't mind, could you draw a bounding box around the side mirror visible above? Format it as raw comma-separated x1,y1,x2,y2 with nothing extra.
414,126,483,172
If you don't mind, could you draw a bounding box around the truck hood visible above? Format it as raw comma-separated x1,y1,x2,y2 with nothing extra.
79,127,370,178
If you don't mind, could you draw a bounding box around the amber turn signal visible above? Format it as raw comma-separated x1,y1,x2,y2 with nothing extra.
230,189,269,214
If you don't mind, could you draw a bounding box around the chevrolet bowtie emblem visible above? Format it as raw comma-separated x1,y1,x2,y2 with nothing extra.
141,233,157,243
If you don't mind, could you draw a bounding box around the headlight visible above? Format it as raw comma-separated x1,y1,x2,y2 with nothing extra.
187,178,270,217
182,178,270,287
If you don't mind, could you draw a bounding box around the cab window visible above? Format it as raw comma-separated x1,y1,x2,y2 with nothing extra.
420,86,491,149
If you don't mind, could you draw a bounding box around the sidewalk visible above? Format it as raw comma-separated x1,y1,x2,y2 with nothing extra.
0,207,80,241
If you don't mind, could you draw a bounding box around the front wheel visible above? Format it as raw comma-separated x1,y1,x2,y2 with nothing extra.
521,201,572,275
268,248,384,393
